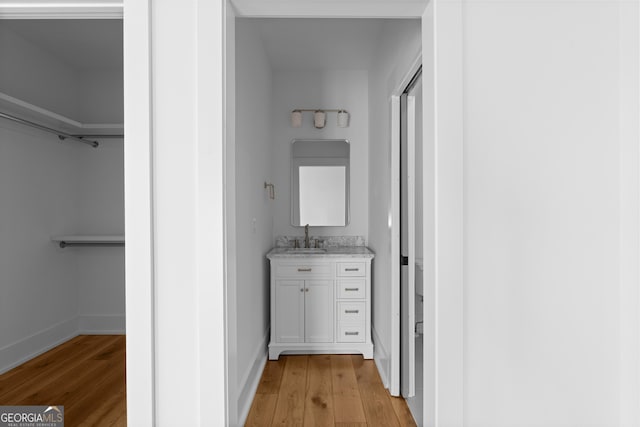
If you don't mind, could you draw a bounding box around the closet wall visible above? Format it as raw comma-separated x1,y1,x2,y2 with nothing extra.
0,20,124,373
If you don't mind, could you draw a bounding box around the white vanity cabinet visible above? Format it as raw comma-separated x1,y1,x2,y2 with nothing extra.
274,278,333,343
267,249,374,360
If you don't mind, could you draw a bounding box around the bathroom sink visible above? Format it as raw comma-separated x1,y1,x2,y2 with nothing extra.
283,248,327,254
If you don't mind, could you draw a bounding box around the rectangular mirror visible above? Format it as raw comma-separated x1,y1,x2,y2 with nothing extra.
291,139,350,226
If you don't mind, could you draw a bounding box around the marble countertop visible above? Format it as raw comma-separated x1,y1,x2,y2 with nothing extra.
267,246,375,259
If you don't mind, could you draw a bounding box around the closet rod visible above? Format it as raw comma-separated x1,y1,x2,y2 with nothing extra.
71,134,124,139
0,111,99,148
58,241,125,248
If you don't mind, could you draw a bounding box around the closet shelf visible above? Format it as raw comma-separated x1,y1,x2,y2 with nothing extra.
52,235,125,248
0,92,124,146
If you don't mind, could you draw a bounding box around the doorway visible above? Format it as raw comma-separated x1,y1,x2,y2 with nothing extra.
0,17,126,423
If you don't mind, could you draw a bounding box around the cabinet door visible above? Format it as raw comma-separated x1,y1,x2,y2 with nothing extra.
304,280,334,343
275,280,304,343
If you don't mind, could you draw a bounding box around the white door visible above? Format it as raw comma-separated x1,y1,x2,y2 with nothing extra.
275,280,305,343
400,69,422,398
304,279,334,343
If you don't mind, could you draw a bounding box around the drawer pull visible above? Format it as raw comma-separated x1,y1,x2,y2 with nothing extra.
345,268,360,272
345,310,359,314
345,331,359,336
297,268,312,272
344,288,359,291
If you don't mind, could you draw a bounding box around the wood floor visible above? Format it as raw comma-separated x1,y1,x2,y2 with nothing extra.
245,354,417,427
0,335,126,426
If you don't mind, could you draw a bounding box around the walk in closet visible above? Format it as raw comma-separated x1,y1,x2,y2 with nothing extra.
0,19,125,374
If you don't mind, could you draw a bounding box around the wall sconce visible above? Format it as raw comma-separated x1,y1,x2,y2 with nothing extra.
289,109,349,128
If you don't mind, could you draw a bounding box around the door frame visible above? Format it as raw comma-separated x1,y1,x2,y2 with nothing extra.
233,2,464,425
0,2,156,425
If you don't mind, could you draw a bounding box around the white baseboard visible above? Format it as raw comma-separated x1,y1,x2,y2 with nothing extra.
78,315,125,334
372,326,390,389
237,329,269,426
0,317,78,374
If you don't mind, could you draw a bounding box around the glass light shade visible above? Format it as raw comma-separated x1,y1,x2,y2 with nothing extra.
337,110,349,128
291,110,302,127
314,110,326,129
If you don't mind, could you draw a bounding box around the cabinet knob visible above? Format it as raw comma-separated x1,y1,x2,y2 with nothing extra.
300,288,304,292
305,288,309,292
298,268,312,272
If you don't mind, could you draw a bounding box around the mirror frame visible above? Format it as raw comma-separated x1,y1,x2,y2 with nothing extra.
290,139,350,227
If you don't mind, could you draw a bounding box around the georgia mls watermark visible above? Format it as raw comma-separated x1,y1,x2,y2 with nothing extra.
0,406,63,427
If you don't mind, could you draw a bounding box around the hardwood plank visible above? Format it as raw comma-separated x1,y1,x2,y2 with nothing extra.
303,355,334,426
271,355,308,426
351,355,403,427
66,350,126,425
249,352,416,426
389,395,418,427
0,335,126,426
4,359,110,404
257,358,287,395
0,335,119,400
330,355,366,423
245,394,278,427
76,388,126,427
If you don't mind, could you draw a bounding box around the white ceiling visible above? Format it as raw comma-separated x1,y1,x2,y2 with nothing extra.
0,18,402,73
232,0,427,18
246,18,393,71
1,19,122,71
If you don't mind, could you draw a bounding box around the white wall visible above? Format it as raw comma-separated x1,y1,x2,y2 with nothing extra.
0,122,80,372
78,69,124,124
234,18,274,424
462,1,639,425
0,24,81,119
75,65,124,331
272,69,369,240
367,19,421,385
76,138,125,332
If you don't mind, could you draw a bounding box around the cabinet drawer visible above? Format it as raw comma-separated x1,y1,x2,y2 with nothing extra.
275,263,332,278
337,324,365,343
337,279,365,299
338,302,365,323
337,262,365,277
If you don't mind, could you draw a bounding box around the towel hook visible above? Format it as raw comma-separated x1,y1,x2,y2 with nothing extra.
264,182,275,200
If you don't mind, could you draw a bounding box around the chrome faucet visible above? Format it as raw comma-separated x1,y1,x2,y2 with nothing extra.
304,224,310,248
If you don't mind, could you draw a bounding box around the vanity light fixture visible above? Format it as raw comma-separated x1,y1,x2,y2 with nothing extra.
289,109,350,128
